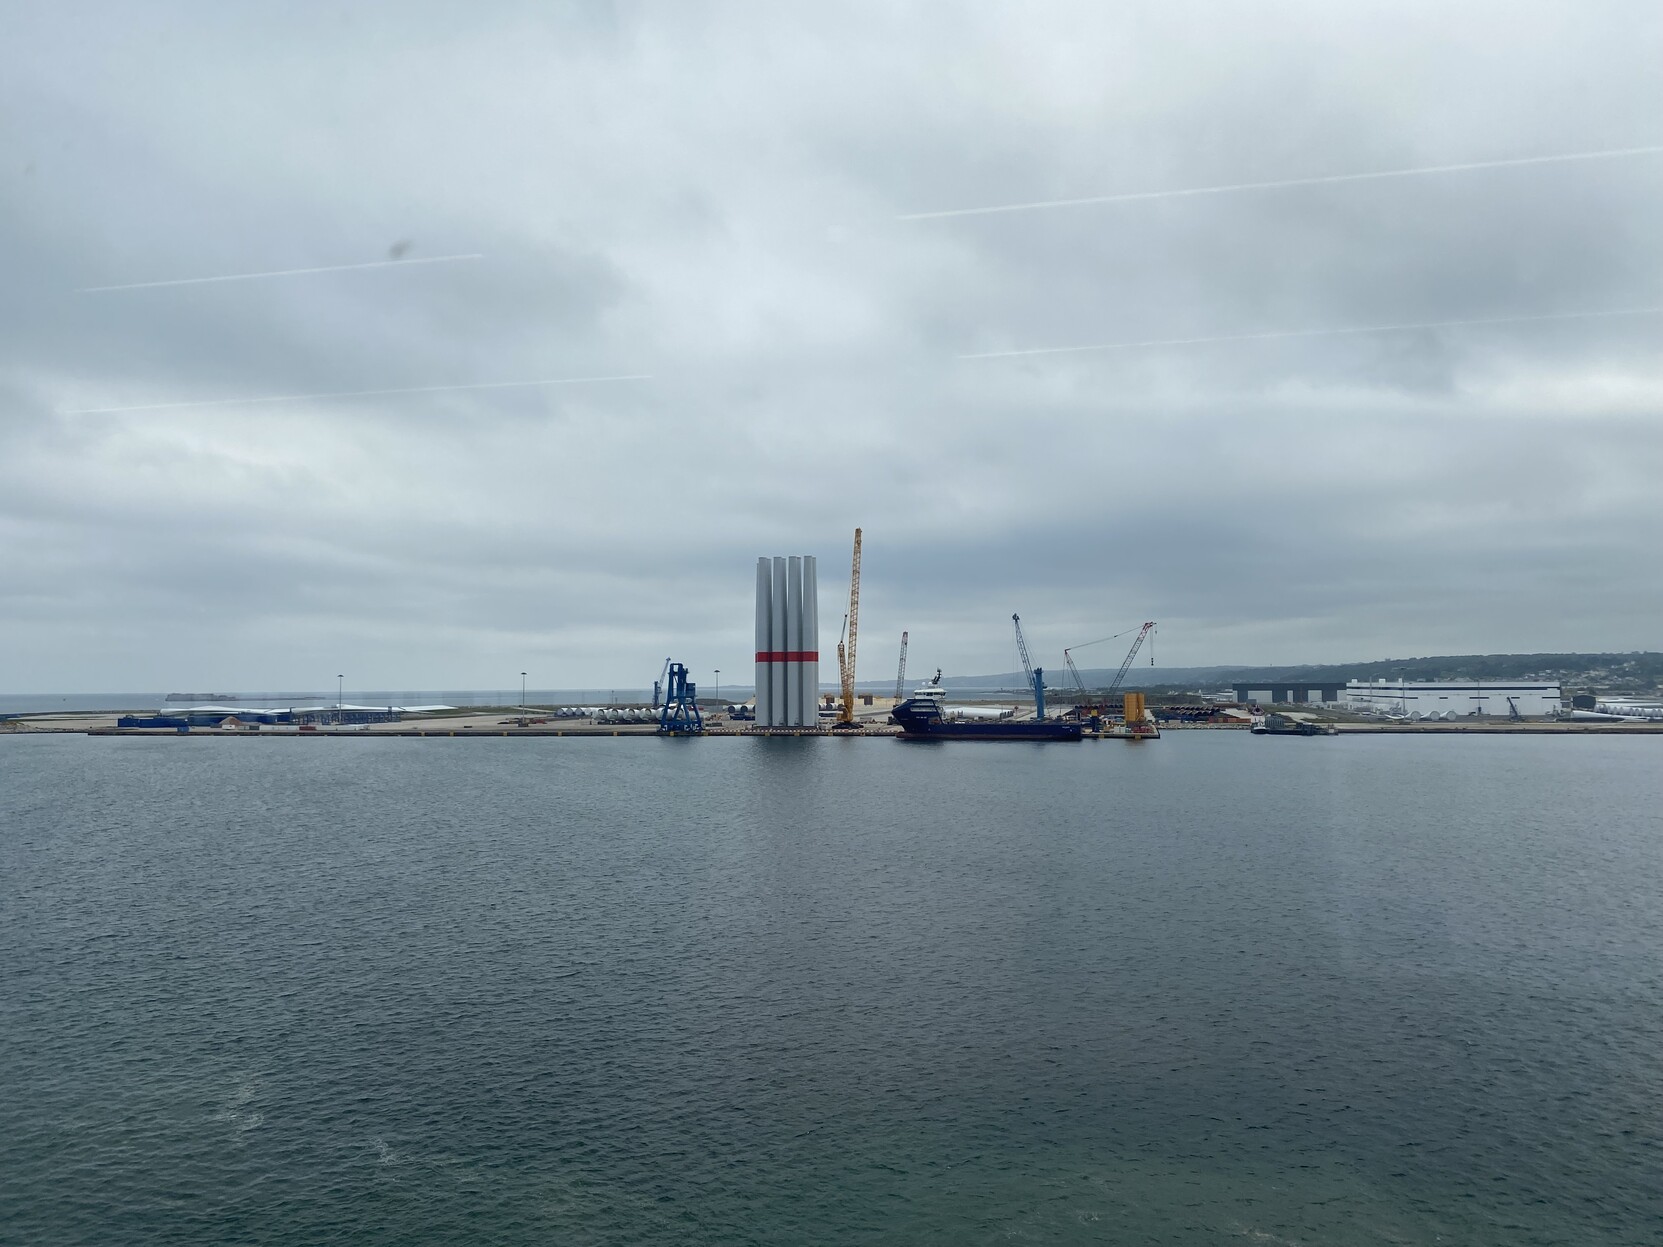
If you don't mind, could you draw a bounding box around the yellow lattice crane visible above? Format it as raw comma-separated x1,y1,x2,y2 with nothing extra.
836,527,863,725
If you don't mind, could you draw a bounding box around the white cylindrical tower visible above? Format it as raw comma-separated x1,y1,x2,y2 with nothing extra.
786,556,803,726
771,556,788,726
802,555,818,724
755,557,772,726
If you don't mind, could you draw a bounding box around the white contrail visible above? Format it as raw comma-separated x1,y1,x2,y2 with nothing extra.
78,252,487,292
957,306,1663,360
899,145,1663,221
66,374,654,415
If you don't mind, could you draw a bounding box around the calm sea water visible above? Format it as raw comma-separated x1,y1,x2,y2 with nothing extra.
2,733,1659,1245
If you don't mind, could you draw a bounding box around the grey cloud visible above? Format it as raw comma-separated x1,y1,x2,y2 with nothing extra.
2,0,1660,691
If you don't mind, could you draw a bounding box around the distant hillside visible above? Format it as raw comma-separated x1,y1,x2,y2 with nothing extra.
870,652,1662,694
1191,652,1663,689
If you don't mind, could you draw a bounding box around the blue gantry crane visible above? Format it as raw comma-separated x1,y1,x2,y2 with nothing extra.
657,662,704,734
1012,613,1046,720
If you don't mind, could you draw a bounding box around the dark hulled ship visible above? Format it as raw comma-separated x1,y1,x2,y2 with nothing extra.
891,675,1081,741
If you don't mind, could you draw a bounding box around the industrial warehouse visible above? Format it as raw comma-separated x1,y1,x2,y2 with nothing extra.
1231,679,1566,719
1339,680,1564,719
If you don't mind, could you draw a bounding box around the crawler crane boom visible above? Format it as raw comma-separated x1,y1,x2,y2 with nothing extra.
837,528,863,725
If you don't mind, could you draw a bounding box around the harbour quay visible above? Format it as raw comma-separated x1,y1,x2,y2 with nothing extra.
7,707,1660,738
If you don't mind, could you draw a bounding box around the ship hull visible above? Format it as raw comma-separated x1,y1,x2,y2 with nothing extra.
892,699,1081,741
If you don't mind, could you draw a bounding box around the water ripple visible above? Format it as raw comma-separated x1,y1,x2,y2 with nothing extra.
1,733,1659,1244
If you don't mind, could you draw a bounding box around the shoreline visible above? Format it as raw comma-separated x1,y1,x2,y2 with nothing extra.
2,719,1658,738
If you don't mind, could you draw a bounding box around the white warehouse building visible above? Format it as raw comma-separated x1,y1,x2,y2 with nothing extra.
1343,680,1563,719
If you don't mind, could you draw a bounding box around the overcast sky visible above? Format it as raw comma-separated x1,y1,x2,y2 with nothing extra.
4,0,1659,692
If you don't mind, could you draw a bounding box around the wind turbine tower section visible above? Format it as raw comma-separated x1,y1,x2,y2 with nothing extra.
754,554,820,727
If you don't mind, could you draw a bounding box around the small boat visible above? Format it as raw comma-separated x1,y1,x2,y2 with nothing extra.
1251,712,1336,736
892,674,1081,741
